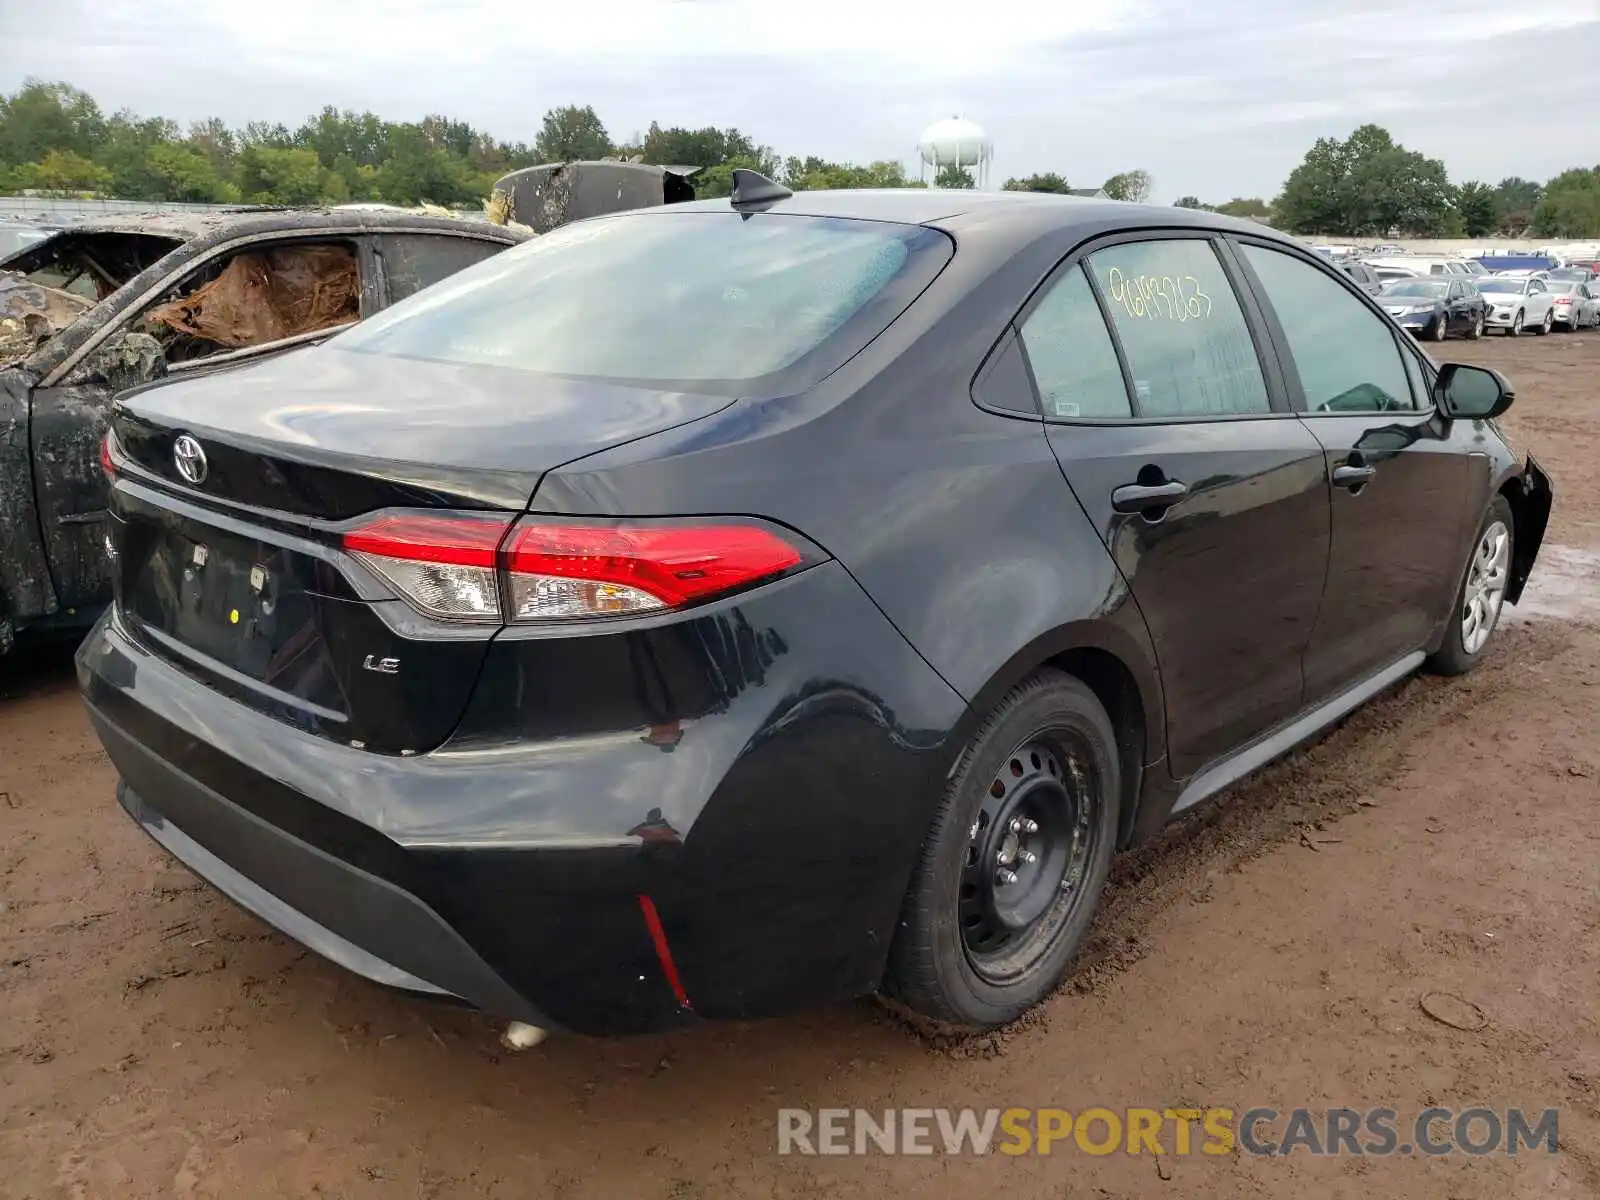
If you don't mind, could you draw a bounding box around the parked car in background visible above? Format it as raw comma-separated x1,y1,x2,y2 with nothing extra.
1548,265,1598,285
1364,255,1475,278
1372,264,1423,284
0,208,526,654
1545,279,1599,329
1473,254,1556,275
1379,278,1486,341
1369,243,1406,255
1338,259,1385,295
1475,274,1557,336
78,182,1551,1036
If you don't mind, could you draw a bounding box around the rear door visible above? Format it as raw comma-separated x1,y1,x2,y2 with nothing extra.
1233,240,1474,705
1022,233,1331,778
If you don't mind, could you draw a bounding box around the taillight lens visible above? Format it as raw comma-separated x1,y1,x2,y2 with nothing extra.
345,513,511,623
100,430,117,479
503,521,803,621
343,512,805,624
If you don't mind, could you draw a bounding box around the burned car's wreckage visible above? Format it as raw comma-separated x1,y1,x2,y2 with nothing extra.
486,160,698,232
0,208,526,653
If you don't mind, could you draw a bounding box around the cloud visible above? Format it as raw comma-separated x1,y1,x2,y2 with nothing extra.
1,0,1594,200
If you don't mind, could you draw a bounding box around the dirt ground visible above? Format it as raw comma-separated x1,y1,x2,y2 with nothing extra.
2,334,1598,1199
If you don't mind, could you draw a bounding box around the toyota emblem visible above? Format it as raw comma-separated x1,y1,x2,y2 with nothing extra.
172,434,208,485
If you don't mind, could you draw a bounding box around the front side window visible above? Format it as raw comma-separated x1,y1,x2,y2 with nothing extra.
1241,244,1417,414
1084,239,1271,418
339,212,950,393
1018,264,1131,420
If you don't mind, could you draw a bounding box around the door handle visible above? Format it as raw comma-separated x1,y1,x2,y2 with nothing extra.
1332,463,1376,490
1111,479,1190,514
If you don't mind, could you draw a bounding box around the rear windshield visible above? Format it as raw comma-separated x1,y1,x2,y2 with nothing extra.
338,211,951,393
1476,278,1523,292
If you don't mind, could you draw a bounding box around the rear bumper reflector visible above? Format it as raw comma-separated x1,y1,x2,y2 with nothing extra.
637,893,692,1011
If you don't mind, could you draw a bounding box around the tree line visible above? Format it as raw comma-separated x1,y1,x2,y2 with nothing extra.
0,79,1154,208
1174,125,1598,238
3,82,1595,236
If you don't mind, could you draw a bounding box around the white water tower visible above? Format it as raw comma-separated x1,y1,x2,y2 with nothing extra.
918,117,993,189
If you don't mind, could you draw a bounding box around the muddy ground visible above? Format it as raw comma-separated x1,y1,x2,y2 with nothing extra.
2,334,1598,1199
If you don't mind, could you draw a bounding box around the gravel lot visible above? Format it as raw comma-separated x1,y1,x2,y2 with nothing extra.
2,334,1597,1199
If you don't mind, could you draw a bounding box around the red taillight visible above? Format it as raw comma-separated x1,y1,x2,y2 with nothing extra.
503,520,803,621
343,512,804,624
100,430,116,479
344,513,512,624
344,513,510,567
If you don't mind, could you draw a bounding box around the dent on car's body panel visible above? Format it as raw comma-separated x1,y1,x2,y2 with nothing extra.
79,553,967,1029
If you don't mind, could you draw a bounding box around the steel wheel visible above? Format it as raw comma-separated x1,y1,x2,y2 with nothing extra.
1461,520,1510,656
960,733,1101,984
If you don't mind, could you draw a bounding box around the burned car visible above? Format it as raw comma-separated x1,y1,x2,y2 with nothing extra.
0,208,525,652
487,160,699,233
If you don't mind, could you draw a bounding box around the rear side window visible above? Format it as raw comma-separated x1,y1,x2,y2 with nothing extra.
1085,239,1271,418
1242,245,1417,414
1018,265,1131,419
377,234,508,303
340,212,951,394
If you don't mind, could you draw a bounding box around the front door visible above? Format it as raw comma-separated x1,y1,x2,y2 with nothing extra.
1235,241,1475,704
1020,235,1331,779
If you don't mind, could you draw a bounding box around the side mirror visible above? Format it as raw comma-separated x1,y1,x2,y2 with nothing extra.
1435,362,1513,420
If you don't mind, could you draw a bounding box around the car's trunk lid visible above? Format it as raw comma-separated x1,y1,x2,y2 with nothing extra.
106,346,732,753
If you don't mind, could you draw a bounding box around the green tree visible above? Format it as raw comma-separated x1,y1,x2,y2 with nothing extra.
0,80,105,167
1275,125,1454,235
935,162,975,189
1174,195,1210,209
373,124,487,204
1455,181,1498,237
1216,197,1271,220
237,145,328,204
1532,168,1600,237
1102,169,1152,202
1493,176,1542,233
1003,172,1071,193
12,148,111,194
641,123,775,174
142,142,237,202
534,105,612,163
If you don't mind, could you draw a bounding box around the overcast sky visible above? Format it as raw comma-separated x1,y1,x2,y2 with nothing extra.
2,0,1595,201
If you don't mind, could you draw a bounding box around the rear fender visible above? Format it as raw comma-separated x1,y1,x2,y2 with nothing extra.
940,614,1167,850
1503,455,1553,605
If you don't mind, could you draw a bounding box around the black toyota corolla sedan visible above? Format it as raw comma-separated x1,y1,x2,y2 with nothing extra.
79,175,1553,1037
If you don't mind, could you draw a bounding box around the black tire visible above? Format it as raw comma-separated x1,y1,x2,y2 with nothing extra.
1535,308,1553,335
1431,312,1448,341
884,670,1120,1030
1468,312,1484,340
1506,310,1523,337
1427,495,1515,677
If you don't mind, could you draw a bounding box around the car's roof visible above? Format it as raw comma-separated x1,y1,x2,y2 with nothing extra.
39,206,520,244
666,187,1286,242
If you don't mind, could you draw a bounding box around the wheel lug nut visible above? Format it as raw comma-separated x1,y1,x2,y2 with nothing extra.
1020,818,1039,834
996,868,1018,886
1018,850,1037,864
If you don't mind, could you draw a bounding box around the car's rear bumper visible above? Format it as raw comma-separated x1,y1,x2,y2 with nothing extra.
77,561,966,1034
114,772,499,1011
